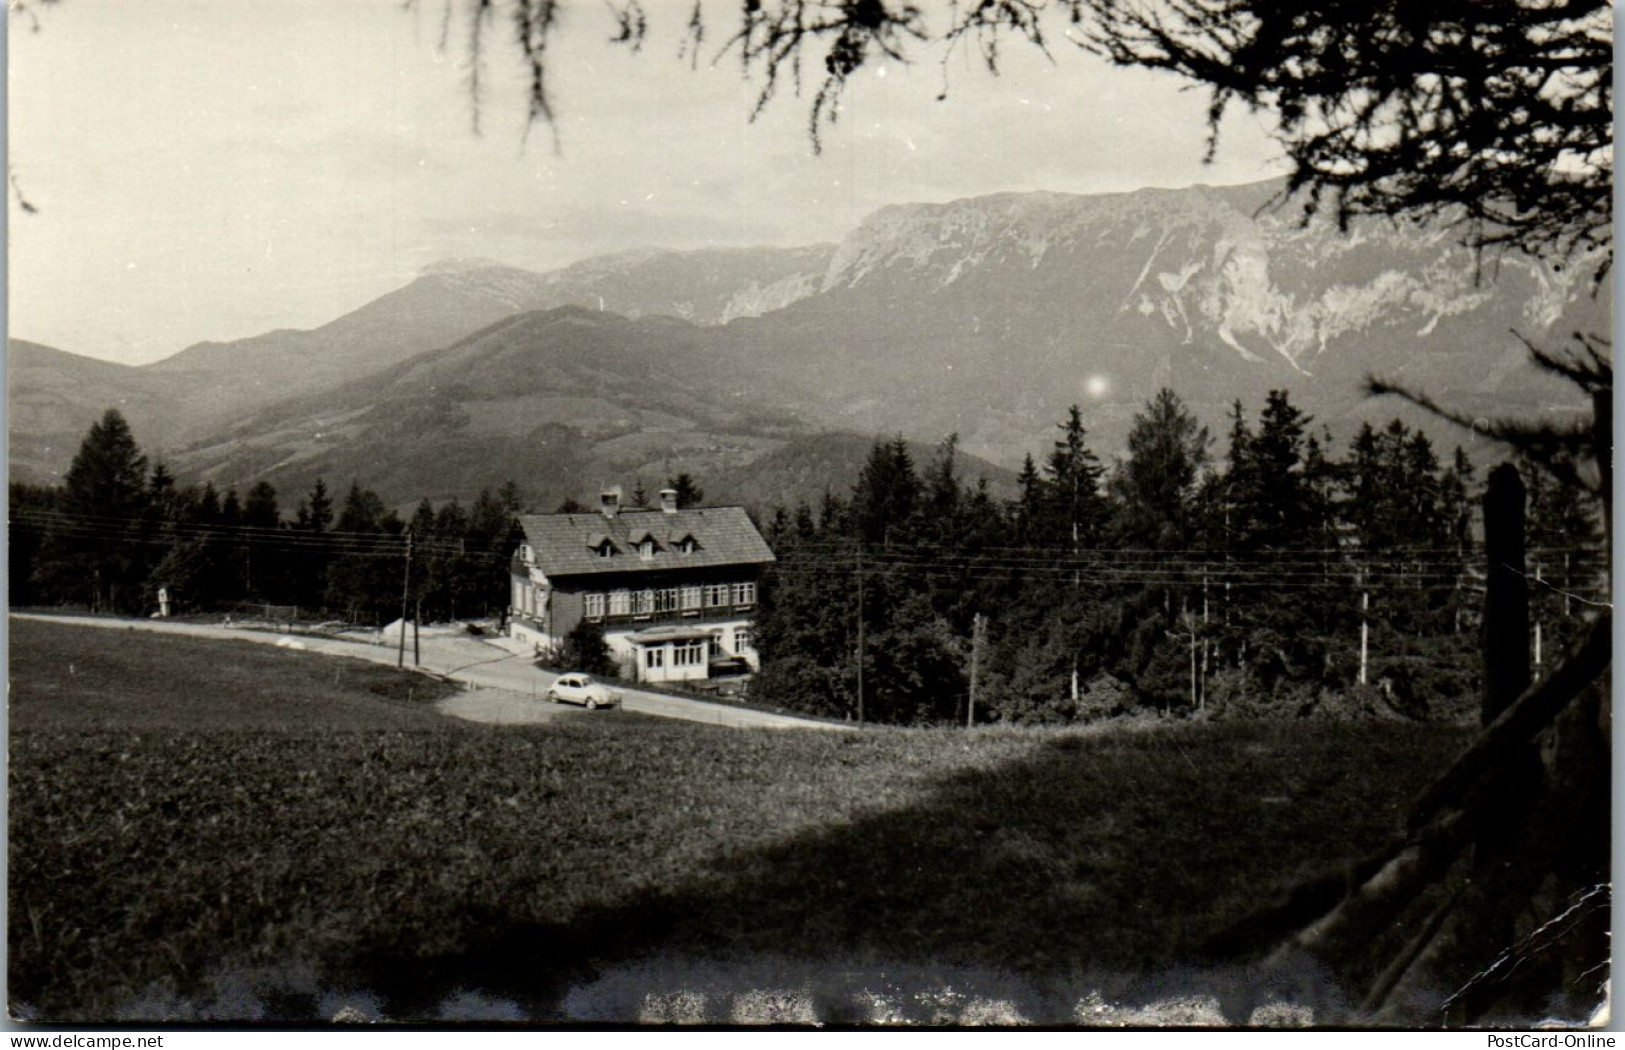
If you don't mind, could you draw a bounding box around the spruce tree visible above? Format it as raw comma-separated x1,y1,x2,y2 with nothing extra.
851,436,919,548
36,409,151,611
665,473,704,508
1042,405,1107,549
1110,388,1209,549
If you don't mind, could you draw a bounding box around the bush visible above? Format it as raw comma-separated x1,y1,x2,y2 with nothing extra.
558,619,614,677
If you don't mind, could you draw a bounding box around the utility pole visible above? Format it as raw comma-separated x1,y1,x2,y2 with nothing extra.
1201,569,1210,705
1358,566,1370,686
855,548,865,727
413,598,422,667
968,612,985,729
398,528,413,669
1186,611,1198,710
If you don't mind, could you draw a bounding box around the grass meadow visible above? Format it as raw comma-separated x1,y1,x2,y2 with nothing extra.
9,617,1474,1024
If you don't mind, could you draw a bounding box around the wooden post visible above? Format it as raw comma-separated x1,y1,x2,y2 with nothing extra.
1481,464,1530,725
1201,570,1210,709
855,548,865,727
1359,568,1370,686
413,598,421,667
968,612,985,729
398,529,413,669
1188,616,1197,710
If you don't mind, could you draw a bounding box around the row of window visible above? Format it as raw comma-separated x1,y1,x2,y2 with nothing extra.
645,640,710,670
511,579,541,618
584,582,755,620
594,536,701,560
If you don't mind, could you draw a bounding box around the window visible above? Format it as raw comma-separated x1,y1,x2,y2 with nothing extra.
672,640,707,667
638,538,656,560
653,588,680,613
633,589,655,615
732,582,756,606
595,541,615,559
608,590,630,616
733,626,753,653
677,535,700,555
584,593,605,621
646,647,664,670
704,584,730,608
519,543,534,564
681,586,702,610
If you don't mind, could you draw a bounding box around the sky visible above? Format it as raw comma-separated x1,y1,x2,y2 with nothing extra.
7,0,1287,365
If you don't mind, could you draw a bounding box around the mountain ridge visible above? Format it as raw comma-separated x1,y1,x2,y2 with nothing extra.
11,177,1606,502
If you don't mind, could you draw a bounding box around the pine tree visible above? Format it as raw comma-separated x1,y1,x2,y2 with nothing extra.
325,483,403,623
35,409,151,611
1109,388,1209,549
1012,453,1045,545
851,436,919,548
291,478,335,612
1238,390,1312,550
239,481,283,601
432,498,474,621
306,479,334,534
665,473,704,508
1042,405,1106,550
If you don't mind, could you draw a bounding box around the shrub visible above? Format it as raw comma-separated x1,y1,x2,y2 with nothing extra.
558,619,614,677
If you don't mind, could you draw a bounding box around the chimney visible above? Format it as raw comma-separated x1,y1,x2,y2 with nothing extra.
600,486,622,519
659,488,679,514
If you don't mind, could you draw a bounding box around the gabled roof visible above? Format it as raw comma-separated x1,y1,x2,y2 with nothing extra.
516,506,775,578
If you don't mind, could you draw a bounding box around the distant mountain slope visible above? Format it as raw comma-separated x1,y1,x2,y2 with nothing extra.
529,245,835,325
14,246,836,481
166,307,804,509
142,247,834,426
701,432,1020,515
7,340,186,484
16,180,1607,501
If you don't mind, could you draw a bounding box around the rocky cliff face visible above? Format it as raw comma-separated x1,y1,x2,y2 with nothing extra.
720,180,1606,464
816,181,1598,375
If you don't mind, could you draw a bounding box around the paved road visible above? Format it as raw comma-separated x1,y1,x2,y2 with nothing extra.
11,612,851,732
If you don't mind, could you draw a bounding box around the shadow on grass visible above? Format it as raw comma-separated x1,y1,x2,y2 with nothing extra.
326,723,1453,1025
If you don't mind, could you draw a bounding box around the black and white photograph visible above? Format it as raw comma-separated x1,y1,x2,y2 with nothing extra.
6,0,1613,1029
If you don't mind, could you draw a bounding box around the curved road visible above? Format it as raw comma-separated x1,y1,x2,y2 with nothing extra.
10,613,852,732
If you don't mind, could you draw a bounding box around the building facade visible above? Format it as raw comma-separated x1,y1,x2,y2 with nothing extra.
508,487,776,684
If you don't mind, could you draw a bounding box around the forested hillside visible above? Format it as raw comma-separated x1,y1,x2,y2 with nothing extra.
752,391,1604,725
15,388,1604,727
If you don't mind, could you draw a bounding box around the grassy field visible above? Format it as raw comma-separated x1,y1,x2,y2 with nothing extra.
9,618,1475,1024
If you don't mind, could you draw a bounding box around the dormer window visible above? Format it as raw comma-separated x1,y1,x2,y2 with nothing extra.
626,528,661,560
586,531,618,559
676,534,700,555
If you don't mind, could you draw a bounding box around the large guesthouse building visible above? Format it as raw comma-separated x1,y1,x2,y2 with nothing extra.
508,487,775,684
